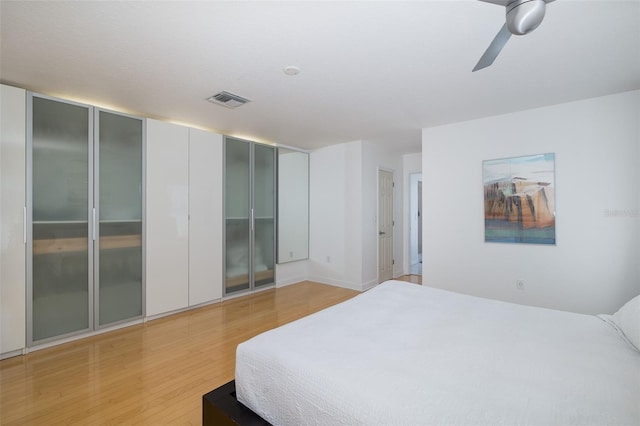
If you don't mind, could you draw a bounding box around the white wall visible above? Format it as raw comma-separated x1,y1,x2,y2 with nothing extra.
308,142,357,289
276,260,310,287
403,153,422,274
308,139,404,291
422,90,640,315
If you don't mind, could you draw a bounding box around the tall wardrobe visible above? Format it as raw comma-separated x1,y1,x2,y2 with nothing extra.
0,84,281,358
224,137,276,295
27,93,144,344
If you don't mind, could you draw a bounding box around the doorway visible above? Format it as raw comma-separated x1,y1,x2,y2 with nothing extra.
378,169,394,282
409,173,422,275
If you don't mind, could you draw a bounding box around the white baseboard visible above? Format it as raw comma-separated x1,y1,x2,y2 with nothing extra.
0,348,25,360
276,276,307,288
362,279,379,291
306,276,362,291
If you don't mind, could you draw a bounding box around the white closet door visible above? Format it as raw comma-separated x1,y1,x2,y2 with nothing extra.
1,85,26,355
145,119,189,316
188,129,223,306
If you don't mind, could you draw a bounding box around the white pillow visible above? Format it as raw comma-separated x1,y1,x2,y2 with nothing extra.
612,294,640,352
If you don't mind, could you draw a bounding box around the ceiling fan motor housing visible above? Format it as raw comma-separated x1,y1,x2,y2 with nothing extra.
506,0,546,35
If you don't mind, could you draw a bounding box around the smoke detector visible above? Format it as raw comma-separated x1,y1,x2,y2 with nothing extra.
206,91,251,109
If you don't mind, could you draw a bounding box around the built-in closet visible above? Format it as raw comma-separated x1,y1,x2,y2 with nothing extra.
145,119,223,317
27,93,144,345
0,83,278,358
224,137,276,295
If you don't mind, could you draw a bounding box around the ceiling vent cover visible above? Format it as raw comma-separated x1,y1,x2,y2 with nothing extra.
207,91,251,109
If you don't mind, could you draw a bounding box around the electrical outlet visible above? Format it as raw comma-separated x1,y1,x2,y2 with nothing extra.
516,279,525,290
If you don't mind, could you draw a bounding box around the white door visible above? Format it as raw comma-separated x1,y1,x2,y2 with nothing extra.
1,85,26,354
189,128,223,306
378,170,394,282
146,119,190,316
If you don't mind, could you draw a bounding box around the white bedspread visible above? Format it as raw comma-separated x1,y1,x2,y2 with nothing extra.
236,281,640,426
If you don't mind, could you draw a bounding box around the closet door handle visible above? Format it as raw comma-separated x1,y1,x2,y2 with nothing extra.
92,208,97,241
250,209,254,231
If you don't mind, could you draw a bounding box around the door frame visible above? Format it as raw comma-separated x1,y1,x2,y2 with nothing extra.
408,172,422,272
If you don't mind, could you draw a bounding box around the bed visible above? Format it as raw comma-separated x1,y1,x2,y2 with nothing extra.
219,280,640,425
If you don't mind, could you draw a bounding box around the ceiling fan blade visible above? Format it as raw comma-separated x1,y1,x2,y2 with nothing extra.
473,23,512,72
478,0,511,5
478,0,555,6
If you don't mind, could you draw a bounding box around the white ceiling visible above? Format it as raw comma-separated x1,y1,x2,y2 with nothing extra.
1,1,638,153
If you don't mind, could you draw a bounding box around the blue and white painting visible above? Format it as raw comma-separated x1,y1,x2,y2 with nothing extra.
483,153,555,244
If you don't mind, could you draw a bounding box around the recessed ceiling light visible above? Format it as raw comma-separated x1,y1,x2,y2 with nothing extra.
283,66,301,76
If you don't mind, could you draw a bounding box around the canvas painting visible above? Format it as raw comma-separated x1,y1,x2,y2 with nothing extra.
483,153,556,244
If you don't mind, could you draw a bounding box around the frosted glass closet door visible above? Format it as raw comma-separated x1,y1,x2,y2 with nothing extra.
253,144,275,287
225,139,251,294
96,111,143,326
30,96,90,342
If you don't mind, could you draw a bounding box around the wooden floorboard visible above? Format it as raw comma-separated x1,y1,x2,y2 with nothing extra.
0,277,420,425
0,281,363,425
395,274,422,285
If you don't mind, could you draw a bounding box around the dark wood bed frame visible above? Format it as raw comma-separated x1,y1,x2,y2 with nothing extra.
202,380,272,426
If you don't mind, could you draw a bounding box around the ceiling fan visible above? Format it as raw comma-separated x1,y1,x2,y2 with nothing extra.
473,0,555,72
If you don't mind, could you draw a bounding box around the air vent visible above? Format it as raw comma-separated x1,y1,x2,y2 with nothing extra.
206,91,251,109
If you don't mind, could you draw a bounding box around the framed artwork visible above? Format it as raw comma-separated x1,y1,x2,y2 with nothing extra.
483,153,556,244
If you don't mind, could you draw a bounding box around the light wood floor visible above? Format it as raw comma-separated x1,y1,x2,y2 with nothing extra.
0,276,420,425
